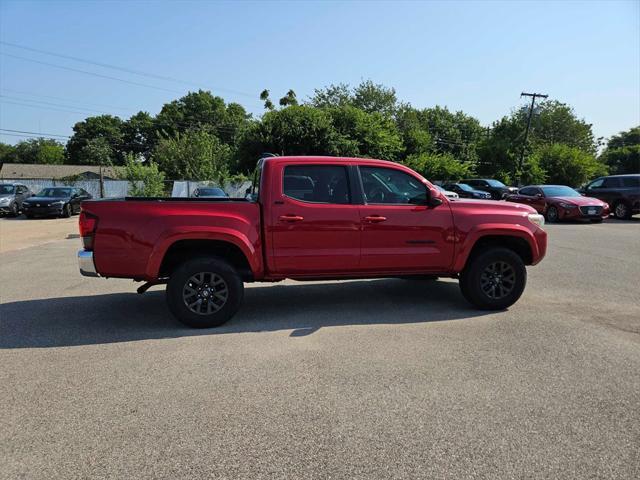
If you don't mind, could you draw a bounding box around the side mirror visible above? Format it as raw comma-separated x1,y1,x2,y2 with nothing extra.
536,193,543,198
429,196,443,208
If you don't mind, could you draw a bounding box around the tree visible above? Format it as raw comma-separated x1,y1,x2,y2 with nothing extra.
119,153,166,196
154,90,250,146
235,105,342,172
326,105,403,160
66,115,124,165
122,111,154,161
1,138,65,164
152,130,231,180
279,89,298,107
403,152,475,181
599,126,640,174
309,80,398,117
532,144,608,187
0,142,16,163
308,83,351,109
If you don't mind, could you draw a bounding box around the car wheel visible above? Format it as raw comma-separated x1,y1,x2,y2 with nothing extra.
545,206,559,223
613,201,631,220
62,204,72,218
166,256,244,328
459,247,526,310
9,202,19,217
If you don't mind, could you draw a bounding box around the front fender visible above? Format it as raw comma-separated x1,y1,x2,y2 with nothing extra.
452,223,545,272
145,226,261,279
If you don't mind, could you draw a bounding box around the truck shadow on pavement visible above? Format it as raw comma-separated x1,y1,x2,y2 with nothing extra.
1,279,491,349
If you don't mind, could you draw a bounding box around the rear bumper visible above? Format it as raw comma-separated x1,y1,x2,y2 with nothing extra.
78,250,99,277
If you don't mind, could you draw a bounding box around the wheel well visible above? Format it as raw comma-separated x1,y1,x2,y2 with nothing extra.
466,235,533,266
159,239,253,280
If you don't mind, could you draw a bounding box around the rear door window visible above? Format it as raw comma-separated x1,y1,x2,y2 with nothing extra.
621,177,640,188
283,165,351,204
603,177,621,188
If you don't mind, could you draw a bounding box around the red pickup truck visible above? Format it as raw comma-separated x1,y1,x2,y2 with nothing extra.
78,156,547,328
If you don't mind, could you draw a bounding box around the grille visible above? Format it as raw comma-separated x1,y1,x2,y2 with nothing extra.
579,206,602,215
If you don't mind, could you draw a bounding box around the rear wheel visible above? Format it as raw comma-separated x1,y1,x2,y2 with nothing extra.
459,247,526,310
9,202,18,217
613,201,631,220
166,256,244,328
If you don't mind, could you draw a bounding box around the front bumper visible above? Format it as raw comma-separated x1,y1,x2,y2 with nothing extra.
559,205,609,220
78,250,99,277
23,204,64,216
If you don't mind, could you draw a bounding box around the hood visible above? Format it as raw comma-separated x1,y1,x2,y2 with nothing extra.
0,193,15,198
25,196,69,203
452,198,536,213
551,196,605,206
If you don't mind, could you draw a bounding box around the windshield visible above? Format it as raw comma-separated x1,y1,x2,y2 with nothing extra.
37,188,71,197
435,185,446,192
0,185,15,194
541,186,581,197
457,183,474,192
486,179,506,187
198,188,225,196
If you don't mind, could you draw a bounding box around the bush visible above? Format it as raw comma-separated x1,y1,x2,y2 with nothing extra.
403,152,475,182
532,144,608,187
120,154,166,197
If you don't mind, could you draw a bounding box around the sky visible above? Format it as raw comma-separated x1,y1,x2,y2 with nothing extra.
0,0,638,145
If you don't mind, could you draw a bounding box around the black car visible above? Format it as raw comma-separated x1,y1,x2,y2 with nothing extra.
22,187,92,218
460,179,518,200
192,187,228,198
442,182,492,199
0,183,33,216
580,174,640,219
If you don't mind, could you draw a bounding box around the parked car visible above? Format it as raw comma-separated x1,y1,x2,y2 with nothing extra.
579,174,640,220
0,183,32,216
193,187,228,198
442,183,492,199
434,184,458,199
506,185,609,223
78,156,547,328
461,179,517,200
23,187,92,218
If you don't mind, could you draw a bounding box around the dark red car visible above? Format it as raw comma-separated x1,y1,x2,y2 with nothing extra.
506,185,609,223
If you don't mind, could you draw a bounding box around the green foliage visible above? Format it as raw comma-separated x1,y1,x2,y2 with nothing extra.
235,105,341,172
0,142,16,162
120,153,166,196
309,80,398,117
152,130,231,180
403,152,475,182
599,126,640,174
67,115,124,165
532,144,608,187
2,138,65,164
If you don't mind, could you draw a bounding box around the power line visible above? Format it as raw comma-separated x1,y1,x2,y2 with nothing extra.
0,95,116,115
1,52,183,94
1,88,134,112
0,99,95,115
0,40,258,99
0,128,69,138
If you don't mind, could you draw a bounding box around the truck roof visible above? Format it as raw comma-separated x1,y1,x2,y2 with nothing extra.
262,155,399,167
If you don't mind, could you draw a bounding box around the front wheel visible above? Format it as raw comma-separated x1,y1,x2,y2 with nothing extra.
62,203,72,218
459,247,526,310
545,206,559,223
8,202,19,217
166,257,244,328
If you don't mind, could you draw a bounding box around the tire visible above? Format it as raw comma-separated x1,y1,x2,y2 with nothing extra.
8,202,18,217
459,247,526,310
613,201,631,220
545,206,559,223
62,204,72,218
166,256,244,328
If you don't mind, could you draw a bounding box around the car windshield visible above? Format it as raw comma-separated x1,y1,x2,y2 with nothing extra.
486,179,506,187
0,185,15,194
198,188,225,196
541,186,581,197
435,185,446,192
37,188,71,197
457,183,474,192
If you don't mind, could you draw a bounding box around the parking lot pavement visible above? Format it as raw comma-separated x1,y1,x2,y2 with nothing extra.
1,220,639,479
0,216,78,253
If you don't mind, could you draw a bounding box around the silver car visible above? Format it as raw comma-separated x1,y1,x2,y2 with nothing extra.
0,183,32,216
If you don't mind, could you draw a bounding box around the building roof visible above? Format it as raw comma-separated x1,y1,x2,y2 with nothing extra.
0,163,122,179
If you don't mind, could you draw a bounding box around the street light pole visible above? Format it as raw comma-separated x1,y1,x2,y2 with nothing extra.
516,92,548,185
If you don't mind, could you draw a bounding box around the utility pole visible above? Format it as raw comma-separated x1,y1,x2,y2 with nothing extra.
516,92,548,185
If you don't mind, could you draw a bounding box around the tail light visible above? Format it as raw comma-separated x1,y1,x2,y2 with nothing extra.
79,211,98,250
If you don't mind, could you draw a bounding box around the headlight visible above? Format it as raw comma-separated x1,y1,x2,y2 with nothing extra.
558,202,577,209
527,213,545,228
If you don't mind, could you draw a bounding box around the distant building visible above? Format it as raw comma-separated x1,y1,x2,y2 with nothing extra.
0,163,122,180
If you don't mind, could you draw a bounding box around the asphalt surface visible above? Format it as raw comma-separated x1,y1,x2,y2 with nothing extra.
1,218,639,479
